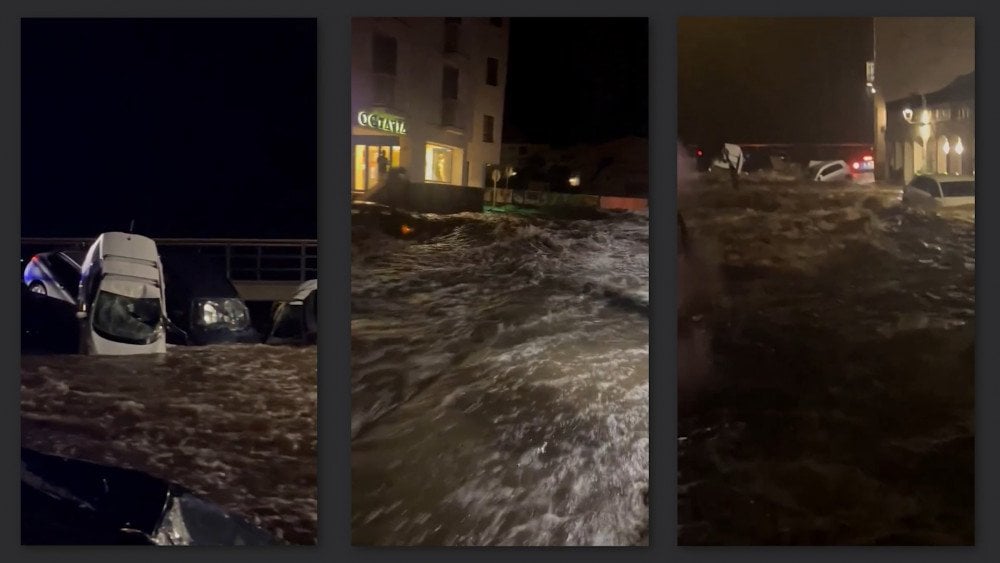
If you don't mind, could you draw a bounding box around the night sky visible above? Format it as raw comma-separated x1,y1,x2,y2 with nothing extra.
678,17,873,148
21,18,317,238
504,18,649,147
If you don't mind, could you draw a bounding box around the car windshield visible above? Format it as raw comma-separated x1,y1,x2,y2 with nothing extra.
941,181,975,198
92,290,161,345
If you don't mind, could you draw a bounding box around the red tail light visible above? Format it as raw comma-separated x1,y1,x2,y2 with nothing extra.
852,162,860,170
863,155,873,161
696,149,703,157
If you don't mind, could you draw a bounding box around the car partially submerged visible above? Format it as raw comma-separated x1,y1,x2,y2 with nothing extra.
21,282,80,354
77,232,169,355
903,174,975,208
807,160,851,183
267,279,317,345
161,253,260,345
22,251,85,305
21,447,275,546
351,201,420,238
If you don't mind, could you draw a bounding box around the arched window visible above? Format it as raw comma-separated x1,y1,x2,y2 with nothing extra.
950,136,964,175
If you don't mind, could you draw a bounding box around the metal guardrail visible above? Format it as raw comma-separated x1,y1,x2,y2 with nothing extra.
20,238,318,283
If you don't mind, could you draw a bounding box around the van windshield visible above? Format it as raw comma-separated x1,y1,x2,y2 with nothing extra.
92,290,162,345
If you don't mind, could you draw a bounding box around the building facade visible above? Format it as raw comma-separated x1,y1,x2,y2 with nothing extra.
883,73,974,185
351,18,509,198
871,17,974,183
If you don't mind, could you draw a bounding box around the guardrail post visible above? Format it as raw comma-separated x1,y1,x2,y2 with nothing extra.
256,246,262,281
300,244,306,282
225,245,232,279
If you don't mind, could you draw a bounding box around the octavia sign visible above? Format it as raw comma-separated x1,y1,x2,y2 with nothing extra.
357,110,407,135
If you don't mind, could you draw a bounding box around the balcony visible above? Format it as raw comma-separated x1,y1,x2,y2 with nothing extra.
371,72,395,108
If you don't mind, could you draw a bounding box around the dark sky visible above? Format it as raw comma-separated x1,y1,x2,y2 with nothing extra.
22,18,317,238
678,17,873,148
504,18,649,147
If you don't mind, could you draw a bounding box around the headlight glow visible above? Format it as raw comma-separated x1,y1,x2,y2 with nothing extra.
195,298,250,330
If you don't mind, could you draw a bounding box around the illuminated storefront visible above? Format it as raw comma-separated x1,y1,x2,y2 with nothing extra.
351,18,509,198
352,109,404,195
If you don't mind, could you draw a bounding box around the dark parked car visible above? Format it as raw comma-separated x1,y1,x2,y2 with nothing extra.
22,447,276,545
21,282,79,354
267,280,317,345
160,253,261,345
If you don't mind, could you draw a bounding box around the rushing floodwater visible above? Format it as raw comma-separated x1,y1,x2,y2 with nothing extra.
21,344,317,545
351,210,650,546
678,176,974,545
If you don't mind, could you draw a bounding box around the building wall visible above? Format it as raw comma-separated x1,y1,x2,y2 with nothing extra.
351,18,508,192
885,100,974,184
872,17,974,182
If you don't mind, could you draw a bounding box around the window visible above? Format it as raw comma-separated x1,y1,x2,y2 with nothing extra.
486,57,499,86
442,66,459,100
490,18,503,27
941,181,974,198
913,177,940,197
372,34,397,75
50,254,81,299
821,163,843,176
483,115,495,143
444,19,460,53
425,143,457,183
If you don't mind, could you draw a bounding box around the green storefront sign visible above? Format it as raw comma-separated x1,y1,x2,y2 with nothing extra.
357,110,407,135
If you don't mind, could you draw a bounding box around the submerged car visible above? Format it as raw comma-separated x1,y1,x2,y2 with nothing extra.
351,201,419,238
21,282,80,354
21,447,275,546
22,251,85,304
161,253,260,345
77,232,168,355
807,160,851,183
903,174,975,208
267,279,317,345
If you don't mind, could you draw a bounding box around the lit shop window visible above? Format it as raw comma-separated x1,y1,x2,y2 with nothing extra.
425,144,455,183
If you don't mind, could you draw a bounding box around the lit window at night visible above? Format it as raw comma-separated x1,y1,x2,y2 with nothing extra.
425,144,455,183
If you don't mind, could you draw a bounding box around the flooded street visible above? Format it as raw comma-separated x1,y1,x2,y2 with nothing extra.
21,344,317,545
351,211,649,546
678,177,974,545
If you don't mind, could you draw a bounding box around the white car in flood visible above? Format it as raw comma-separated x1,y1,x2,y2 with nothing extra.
807,160,850,183
903,175,975,208
77,232,168,355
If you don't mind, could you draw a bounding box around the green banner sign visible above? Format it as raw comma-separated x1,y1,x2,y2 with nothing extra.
357,110,407,135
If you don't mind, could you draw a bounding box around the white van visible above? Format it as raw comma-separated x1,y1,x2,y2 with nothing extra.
76,232,168,355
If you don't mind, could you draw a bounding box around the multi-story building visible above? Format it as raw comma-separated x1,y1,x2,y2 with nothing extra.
870,17,974,183
350,17,509,198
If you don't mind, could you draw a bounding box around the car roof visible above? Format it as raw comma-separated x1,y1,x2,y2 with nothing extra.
918,174,975,182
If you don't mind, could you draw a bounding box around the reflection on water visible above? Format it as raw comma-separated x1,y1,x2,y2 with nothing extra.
678,179,974,545
351,211,649,546
20,344,317,545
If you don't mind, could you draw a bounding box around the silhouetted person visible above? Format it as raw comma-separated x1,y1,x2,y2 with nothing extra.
377,151,389,182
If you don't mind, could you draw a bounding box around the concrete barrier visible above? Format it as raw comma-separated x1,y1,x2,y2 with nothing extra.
406,182,484,214
599,196,648,212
